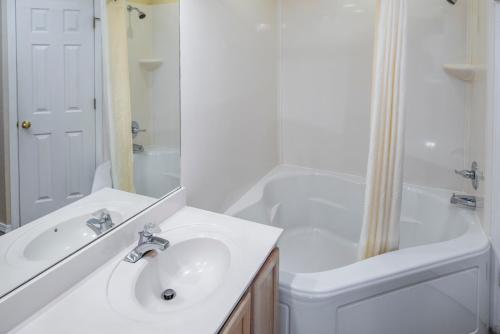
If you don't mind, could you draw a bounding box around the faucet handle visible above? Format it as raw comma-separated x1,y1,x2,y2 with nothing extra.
454,169,475,178
143,223,160,237
454,161,480,190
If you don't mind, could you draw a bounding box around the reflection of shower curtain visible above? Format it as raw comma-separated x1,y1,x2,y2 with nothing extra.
358,0,407,260
102,0,135,192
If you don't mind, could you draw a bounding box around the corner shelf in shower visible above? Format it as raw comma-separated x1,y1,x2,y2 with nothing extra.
443,64,485,82
138,58,164,71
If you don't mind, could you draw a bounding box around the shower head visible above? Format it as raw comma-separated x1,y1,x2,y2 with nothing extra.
446,0,458,5
127,5,146,19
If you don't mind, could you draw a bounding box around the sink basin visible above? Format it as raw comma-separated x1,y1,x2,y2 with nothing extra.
24,218,98,261
107,224,240,321
135,238,230,312
7,210,122,263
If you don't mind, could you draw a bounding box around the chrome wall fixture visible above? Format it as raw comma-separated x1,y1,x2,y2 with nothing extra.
455,161,480,190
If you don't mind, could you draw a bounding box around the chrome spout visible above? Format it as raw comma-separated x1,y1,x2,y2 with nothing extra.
124,223,169,263
450,193,482,210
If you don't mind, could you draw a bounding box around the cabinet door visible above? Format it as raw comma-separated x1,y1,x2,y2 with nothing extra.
220,291,252,334
251,248,279,334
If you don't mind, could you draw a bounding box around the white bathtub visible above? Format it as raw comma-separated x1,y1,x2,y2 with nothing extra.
226,165,490,334
92,147,180,199
133,147,180,198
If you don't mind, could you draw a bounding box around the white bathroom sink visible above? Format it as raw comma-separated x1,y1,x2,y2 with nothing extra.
107,224,240,321
134,238,230,312
23,216,98,262
22,211,122,261
6,210,122,264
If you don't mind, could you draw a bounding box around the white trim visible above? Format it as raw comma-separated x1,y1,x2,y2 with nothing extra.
94,1,104,165
3,0,103,228
490,1,500,331
4,0,20,230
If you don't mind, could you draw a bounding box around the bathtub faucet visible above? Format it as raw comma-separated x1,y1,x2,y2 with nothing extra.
450,193,482,210
454,161,480,190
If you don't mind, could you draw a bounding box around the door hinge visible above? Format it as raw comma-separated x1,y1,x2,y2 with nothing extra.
93,16,100,29
93,98,97,110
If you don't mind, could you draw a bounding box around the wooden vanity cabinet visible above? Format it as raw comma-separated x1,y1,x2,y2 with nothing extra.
220,291,252,334
220,248,279,334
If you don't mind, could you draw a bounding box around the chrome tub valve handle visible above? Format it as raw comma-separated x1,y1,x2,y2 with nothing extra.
454,161,480,190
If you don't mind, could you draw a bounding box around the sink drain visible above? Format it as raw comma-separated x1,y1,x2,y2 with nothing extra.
161,289,176,301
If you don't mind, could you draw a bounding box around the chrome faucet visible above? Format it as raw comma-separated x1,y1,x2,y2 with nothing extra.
450,193,482,210
86,210,114,235
124,223,169,263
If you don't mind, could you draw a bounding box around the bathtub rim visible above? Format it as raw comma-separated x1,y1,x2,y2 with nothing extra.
226,164,468,217
279,222,489,301
226,164,490,300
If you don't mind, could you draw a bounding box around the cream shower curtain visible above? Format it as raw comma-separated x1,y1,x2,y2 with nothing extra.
102,0,135,192
358,0,407,260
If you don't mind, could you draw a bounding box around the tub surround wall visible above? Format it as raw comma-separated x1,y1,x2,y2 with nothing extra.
181,0,488,213
127,3,154,147
181,0,280,212
280,0,374,177
280,0,471,192
127,1,180,150
404,0,468,191
151,4,180,150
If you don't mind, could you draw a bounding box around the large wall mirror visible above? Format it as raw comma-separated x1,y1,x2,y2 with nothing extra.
0,0,180,298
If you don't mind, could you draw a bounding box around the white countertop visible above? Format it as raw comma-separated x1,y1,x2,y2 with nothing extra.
9,207,282,334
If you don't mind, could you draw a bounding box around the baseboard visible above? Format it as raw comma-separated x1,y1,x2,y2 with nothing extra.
0,222,12,234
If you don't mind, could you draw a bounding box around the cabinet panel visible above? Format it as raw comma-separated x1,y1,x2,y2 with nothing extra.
221,291,252,334
251,248,279,334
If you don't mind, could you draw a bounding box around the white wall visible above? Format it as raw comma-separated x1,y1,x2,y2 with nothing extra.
0,0,7,225
280,0,374,176
181,0,279,212
151,3,180,150
280,0,469,192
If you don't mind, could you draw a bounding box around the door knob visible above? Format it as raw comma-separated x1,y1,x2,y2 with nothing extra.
21,121,32,129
